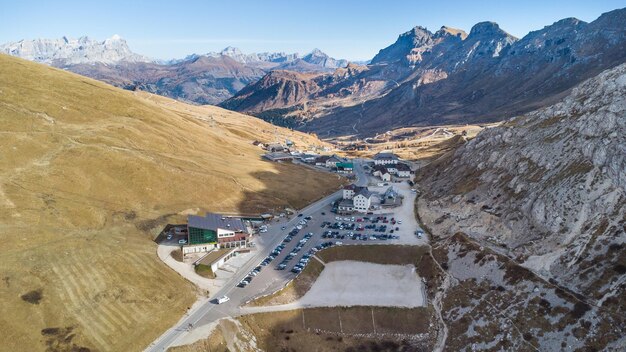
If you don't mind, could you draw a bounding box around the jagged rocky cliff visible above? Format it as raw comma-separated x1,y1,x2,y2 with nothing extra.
416,63,626,350
224,8,626,137
0,35,151,65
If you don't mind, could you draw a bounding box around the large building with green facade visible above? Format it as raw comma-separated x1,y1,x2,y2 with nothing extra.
185,213,250,254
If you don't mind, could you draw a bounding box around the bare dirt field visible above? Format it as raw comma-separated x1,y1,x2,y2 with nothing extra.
172,307,434,352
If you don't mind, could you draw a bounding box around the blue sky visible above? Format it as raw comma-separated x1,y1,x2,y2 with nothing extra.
1,0,624,61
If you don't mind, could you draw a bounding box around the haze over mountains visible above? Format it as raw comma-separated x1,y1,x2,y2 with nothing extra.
0,36,348,105
3,8,624,135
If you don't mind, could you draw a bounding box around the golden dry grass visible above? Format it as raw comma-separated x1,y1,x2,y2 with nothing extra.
334,124,487,161
0,54,344,352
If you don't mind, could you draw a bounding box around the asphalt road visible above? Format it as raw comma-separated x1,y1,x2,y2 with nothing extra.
145,159,378,351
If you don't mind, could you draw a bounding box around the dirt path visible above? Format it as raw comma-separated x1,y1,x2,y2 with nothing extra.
429,245,450,352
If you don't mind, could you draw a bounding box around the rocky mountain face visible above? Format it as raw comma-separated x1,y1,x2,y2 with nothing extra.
416,63,626,350
66,55,266,105
0,35,151,65
219,63,392,126
223,8,626,137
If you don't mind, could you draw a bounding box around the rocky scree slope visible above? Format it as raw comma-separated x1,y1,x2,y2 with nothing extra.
416,63,626,349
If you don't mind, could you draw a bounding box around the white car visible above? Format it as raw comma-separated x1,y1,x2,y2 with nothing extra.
178,239,187,244
398,220,403,224
166,234,173,240
216,296,230,304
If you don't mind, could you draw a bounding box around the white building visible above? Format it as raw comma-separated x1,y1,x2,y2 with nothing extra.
353,188,373,213
372,165,391,182
396,162,413,178
314,154,342,168
373,152,399,165
325,155,342,168
343,184,356,199
337,199,355,214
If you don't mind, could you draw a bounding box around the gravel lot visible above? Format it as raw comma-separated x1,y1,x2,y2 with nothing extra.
298,260,424,308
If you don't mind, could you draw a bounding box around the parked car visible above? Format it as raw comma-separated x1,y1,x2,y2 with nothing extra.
166,234,173,240
216,296,230,304
298,213,304,217
178,239,187,244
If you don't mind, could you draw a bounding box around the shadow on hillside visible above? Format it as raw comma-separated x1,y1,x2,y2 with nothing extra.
234,165,343,216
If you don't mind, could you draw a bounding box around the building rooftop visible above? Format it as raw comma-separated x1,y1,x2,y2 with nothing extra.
374,152,399,160
356,188,373,199
315,155,331,163
188,213,246,232
373,164,390,173
338,198,355,207
344,184,366,192
396,162,412,171
263,152,293,161
199,248,234,266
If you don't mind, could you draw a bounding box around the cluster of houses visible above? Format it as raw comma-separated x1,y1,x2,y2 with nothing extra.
337,184,375,213
258,140,354,174
313,154,353,174
371,152,413,181
335,183,402,214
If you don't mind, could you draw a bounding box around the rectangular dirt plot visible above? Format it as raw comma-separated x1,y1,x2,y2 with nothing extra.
303,308,342,333
338,307,376,334
373,307,431,334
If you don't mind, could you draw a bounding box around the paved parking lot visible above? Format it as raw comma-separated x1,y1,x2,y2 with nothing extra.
233,181,427,302
150,159,429,351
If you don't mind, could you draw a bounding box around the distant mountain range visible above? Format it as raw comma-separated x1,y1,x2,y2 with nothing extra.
2,7,625,135
0,35,151,65
0,37,349,105
222,8,626,136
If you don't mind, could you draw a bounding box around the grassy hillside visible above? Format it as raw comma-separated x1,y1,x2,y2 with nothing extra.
0,54,344,352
